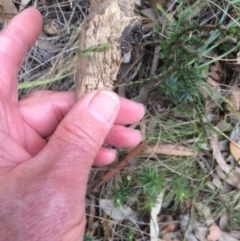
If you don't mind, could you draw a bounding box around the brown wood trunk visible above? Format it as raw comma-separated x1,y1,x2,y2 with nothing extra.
75,0,143,98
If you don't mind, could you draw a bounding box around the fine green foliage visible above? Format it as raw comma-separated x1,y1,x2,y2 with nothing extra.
80,42,111,57
112,176,133,208
171,175,193,208
83,232,95,241
111,166,166,211
137,165,166,210
229,209,240,231
137,165,165,197
156,2,240,112
125,224,137,241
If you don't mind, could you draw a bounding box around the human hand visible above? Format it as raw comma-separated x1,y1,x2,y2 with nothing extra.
0,8,144,241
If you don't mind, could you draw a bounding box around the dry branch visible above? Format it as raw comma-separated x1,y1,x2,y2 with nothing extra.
75,0,143,98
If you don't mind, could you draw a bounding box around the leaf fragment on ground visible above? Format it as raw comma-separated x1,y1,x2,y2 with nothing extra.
211,136,231,173
216,165,240,189
99,199,137,222
229,141,240,164
141,8,157,22
35,38,59,51
0,0,17,14
194,202,214,226
145,144,196,156
19,0,31,11
225,86,240,112
207,225,223,241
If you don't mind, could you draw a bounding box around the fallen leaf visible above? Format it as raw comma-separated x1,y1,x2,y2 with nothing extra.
161,223,177,235
99,199,137,222
135,0,141,6
194,202,214,226
150,190,164,241
230,141,240,164
0,0,17,14
229,123,240,164
162,234,180,241
141,8,157,22
179,214,190,232
145,144,196,156
225,86,240,112
207,225,223,241
19,0,31,11
211,136,231,173
194,225,209,241
186,233,198,241
216,165,240,189
228,231,240,240
35,38,60,51
219,233,239,241
0,12,15,23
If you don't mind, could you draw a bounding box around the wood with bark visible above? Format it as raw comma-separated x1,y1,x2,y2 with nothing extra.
75,0,143,98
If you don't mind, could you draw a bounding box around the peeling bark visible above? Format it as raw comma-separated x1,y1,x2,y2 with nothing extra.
75,0,142,98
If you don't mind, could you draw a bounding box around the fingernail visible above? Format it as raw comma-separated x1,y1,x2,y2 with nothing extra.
89,90,120,122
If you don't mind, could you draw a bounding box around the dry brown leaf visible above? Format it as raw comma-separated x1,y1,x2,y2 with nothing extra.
145,144,196,156
141,8,157,22
161,235,180,241
216,165,240,189
225,86,240,112
209,60,224,82
0,12,15,23
194,225,209,241
194,202,214,226
229,141,240,164
0,0,17,14
161,223,177,235
211,137,231,173
99,199,137,221
207,225,223,241
35,38,59,51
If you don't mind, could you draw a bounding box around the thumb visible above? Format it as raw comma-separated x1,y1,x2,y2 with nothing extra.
35,90,120,176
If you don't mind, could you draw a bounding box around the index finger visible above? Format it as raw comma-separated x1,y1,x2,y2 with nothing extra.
0,7,42,102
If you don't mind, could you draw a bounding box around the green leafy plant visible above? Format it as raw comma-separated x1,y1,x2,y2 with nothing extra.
137,165,166,210
112,175,133,208
171,175,193,208
125,224,137,241
84,232,95,241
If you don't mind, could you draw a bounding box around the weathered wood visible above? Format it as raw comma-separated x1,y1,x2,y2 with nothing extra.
75,0,143,98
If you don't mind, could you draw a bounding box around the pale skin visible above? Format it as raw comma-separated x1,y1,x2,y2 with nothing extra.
0,8,144,241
